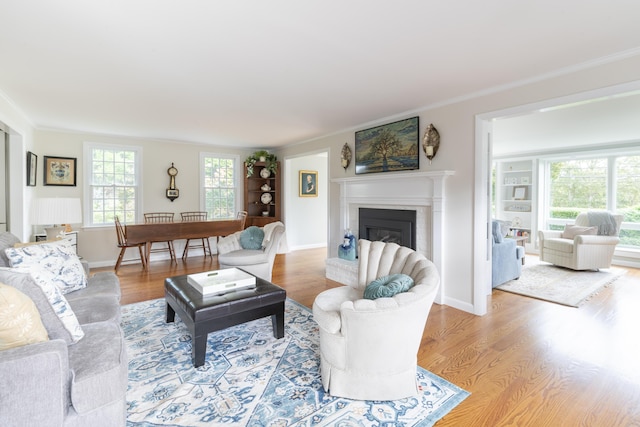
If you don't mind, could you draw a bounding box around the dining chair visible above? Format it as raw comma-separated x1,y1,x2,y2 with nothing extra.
143,212,176,262
180,211,212,259
114,216,147,272
237,210,248,229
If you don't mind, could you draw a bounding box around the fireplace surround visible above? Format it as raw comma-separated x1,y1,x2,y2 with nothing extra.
330,170,454,304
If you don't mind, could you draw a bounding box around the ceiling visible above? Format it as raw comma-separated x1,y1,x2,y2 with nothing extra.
493,91,640,157
2,1,640,148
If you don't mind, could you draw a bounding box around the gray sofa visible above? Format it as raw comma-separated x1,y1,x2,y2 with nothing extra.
0,232,127,427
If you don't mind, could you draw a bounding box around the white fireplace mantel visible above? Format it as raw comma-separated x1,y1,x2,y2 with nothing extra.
331,170,454,304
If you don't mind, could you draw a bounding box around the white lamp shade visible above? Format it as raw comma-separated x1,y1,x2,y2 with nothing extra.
31,198,82,225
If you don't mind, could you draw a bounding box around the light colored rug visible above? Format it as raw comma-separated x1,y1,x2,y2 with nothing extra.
496,262,626,307
122,298,469,426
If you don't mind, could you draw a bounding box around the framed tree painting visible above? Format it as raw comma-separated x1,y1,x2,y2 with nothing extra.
26,151,37,186
299,170,318,197
355,116,419,174
44,156,77,186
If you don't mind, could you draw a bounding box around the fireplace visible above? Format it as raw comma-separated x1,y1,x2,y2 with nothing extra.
359,208,416,250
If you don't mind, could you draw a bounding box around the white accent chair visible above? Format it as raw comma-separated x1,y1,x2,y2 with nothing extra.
312,239,440,401
216,221,285,281
538,211,623,270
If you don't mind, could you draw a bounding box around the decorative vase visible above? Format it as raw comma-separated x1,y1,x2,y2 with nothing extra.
338,229,357,261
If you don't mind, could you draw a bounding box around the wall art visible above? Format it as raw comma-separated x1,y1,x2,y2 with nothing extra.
355,116,419,174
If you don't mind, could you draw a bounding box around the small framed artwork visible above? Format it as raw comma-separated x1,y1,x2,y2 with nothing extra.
299,170,318,197
520,176,530,185
513,186,527,200
26,151,37,186
44,156,77,186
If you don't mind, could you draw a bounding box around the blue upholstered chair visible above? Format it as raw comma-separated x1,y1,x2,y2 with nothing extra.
492,220,524,288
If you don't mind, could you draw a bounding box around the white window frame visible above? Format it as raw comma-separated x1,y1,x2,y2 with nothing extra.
83,142,143,227
540,147,640,251
199,152,242,219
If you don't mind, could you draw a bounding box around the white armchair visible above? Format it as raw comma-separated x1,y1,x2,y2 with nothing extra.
217,221,285,281
312,239,440,401
538,211,623,270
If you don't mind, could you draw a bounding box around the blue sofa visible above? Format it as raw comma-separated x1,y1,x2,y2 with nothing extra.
492,220,524,288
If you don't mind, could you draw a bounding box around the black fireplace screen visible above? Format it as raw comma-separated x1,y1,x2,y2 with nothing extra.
358,208,416,250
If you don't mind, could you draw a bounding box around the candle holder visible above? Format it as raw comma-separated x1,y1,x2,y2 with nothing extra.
422,124,440,164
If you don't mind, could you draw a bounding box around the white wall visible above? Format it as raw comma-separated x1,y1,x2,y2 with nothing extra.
30,129,252,266
2,54,640,313
284,152,328,250
277,54,640,313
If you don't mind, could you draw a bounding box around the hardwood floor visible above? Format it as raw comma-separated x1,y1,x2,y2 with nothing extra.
101,249,640,426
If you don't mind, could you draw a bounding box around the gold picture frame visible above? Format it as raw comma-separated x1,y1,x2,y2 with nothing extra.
44,156,77,186
299,170,318,197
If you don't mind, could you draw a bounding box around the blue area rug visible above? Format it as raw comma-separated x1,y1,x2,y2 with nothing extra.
123,298,469,426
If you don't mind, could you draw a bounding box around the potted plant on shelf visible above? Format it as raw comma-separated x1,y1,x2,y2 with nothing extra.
245,150,278,177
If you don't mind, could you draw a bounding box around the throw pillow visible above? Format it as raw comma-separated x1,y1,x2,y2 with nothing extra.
5,242,87,294
27,266,84,343
561,225,598,239
496,220,511,237
0,283,49,351
239,226,265,250
363,273,415,300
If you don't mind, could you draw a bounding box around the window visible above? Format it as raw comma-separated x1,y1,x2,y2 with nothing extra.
615,155,640,247
545,153,640,248
84,143,141,226
201,153,239,219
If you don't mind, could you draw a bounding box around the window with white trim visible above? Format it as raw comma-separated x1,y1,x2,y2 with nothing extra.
84,142,141,226
201,153,239,219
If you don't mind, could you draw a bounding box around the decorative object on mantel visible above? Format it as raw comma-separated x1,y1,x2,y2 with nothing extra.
355,116,419,175
338,229,356,260
340,143,352,170
245,150,278,177
166,163,179,202
422,123,440,164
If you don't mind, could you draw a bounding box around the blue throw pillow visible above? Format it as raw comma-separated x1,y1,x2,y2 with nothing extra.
363,273,414,300
239,226,264,250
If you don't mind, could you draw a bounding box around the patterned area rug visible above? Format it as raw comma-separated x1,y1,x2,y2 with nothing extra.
123,298,469,426
496,262,626,307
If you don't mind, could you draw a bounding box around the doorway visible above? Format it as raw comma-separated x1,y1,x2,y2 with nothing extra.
474,80,640,315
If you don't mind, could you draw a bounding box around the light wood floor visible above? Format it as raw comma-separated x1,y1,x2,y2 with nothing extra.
101,249,640,426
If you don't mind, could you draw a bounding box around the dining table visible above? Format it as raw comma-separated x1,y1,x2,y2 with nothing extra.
124,219,243,268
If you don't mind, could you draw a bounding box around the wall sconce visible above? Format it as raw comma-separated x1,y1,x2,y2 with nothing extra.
422,124,440,164
340,143,352,170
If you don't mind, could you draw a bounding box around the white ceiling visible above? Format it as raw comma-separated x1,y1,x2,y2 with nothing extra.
2,1,640,148
493,91,640,157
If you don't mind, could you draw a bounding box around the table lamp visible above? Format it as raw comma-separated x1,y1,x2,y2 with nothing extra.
31,198,82,240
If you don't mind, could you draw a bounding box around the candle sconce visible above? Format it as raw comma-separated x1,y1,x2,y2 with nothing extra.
422,124,440,164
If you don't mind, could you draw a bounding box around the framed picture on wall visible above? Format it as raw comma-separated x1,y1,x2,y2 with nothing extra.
354,116,419,175
26,151,37,186
44,156,77,186
299,170,318,197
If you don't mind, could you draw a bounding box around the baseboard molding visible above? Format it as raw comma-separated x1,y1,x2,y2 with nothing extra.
441,296,475,315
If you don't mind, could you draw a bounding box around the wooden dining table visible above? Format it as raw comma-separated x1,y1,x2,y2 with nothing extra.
125,219,243,268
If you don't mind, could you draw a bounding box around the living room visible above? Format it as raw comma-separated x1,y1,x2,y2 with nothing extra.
2,3,640,425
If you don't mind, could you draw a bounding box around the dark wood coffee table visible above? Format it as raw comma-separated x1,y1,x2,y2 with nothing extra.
164,271,286,367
